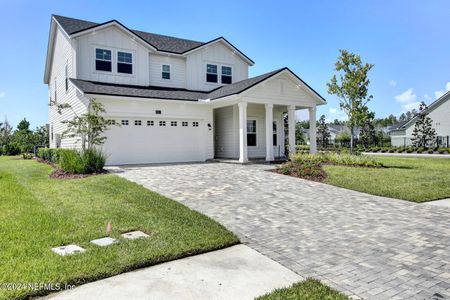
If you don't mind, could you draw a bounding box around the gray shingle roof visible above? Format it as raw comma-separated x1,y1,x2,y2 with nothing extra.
70,67,327,103
70,79,207,101
53,15,205,54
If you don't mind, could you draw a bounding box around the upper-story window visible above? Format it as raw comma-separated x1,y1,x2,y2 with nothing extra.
206,64,218,83
162,64,171,79
221,66,232,84
95,48,112,72
117,51,133,74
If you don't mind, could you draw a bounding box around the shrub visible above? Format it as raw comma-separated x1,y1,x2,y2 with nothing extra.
278,160,326,181
417,147,424,153
388,149,395,153
2,144,20,156
82,148,106,174
22,153,33,159
439,149,447,154
427,149,434,154
290,152,383,168
56,148,106,174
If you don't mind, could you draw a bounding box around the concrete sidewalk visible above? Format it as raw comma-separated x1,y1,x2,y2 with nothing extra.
43,245,302,300
363,152,450,158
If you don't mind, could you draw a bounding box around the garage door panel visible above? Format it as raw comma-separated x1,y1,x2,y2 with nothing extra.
103,119,205,165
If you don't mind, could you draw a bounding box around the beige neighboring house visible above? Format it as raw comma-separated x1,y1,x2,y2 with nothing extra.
390,91,450,147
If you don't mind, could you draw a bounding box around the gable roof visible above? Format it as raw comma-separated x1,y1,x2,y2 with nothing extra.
51,15,254,63
70,67,327,104
392,90,450,131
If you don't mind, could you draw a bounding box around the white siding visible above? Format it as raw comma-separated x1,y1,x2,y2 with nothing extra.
214,106,236,158
405,98,450,137
48,26,89,149
149,54,186,88
76,26,150,85
214,104,285,159
97,97,214,164
186,42,249,91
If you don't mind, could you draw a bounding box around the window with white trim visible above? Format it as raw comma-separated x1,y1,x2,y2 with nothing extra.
121,120,129,126
159,120,166,126
221,66,232,84
95,48,112,72
134,120,142,126
162,64,170,79
64,64,69,92
118,51,132,74
247,120,257,146
147,120,154,126
193,121,199,127
206,64,218,83
171,121,177,126
273,121,277,146
182,121,188,127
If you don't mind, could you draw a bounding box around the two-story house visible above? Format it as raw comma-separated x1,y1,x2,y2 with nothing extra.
44,15,326,165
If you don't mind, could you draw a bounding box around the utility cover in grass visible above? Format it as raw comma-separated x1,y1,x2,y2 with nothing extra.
52,245,86,256
90,237,117,247
121,230,149,240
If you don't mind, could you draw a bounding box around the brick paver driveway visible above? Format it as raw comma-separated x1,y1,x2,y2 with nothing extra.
117,162,450,300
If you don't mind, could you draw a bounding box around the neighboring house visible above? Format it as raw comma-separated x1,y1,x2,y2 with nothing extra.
390,91,450,147
44,15,326,165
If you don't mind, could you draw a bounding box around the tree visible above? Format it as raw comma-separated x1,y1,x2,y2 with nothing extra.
0,117,13,146
60,99,114,152
411,102,436,148
327,49,374,153
33,125,49,148
359,110,376,147
295,122,306,145
335,131,351,146
316,115,330,148
12,118,34,153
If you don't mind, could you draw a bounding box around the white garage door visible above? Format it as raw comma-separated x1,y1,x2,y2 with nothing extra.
103,118,206,165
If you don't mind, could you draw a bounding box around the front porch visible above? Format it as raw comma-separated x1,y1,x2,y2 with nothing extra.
213,102,317,163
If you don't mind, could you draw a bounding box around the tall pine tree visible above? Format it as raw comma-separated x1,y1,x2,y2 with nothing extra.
316,115,330,148
411,102,436,148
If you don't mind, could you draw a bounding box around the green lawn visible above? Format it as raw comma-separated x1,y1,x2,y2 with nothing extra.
323,156,450,202
0,157,238,299
256,279,348,300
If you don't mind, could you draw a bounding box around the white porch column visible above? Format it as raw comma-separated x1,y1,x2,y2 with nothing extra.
265,104,274,161
238,102,248,163
309,106,317,154
288,105,296,155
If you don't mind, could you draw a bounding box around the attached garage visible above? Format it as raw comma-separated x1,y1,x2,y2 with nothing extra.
103,118,207,165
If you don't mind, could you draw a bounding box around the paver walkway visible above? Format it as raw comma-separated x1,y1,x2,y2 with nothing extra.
117,162,450,300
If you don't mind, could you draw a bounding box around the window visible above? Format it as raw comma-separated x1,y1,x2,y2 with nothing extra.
121,120,129,126
221,66,232,84
159,120,166,126
193,121,199,127
162,64,170,79
95,48,112,72
171,121,177,127
107,119,116,125
134,120,142,126
182,121,188,127
273,121,277,146
206,64,218,83
147,120,154,126
54,78,57,103
118,51,132,74
64,64,69,92
247,120,257,146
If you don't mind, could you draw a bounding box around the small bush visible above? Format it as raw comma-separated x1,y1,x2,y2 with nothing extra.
278,161,326,181
388,149,395,153
417,147,424,153
2,144,20,156
59,150,85,174
290,152,382,168
82,148,106,174
439,149,447,154
22,153,33,159
38,148,106,174
427,149,434,154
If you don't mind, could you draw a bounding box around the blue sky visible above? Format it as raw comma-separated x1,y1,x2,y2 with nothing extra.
0,0,449,128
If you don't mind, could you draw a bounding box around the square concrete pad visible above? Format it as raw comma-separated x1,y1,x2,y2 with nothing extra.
42,245,302,300
121,230,149,240
90,237,117,247
52,244,85,256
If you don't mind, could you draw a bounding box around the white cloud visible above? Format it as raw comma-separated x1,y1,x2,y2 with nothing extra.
403,101,421,111
424,94,432,101
434,82,450,99
0,91,5,98
395,88,416,103
326,106,347,122
388,80,397,87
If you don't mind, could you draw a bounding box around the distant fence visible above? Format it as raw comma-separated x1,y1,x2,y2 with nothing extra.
392,136,450,148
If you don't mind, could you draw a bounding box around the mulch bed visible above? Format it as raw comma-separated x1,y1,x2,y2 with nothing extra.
34,158,107,179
